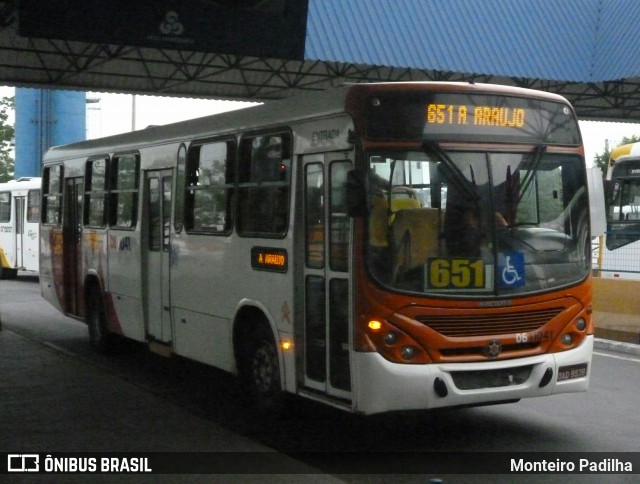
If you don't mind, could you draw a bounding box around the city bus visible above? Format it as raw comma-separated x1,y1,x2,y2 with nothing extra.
40,82,602,414
597,142,640,278
0,177,41,279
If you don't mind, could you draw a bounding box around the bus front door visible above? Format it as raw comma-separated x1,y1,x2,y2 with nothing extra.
302,153,353,399
13,195,25,269
144,169,173,344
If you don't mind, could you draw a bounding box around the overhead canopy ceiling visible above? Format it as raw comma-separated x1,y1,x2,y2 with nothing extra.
1,0,640,121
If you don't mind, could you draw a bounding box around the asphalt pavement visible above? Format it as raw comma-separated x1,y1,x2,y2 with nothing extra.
2,318,638,445
1,278,639,481
0,323,345,481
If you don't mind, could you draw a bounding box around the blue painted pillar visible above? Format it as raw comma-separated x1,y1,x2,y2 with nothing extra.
15,88,86,178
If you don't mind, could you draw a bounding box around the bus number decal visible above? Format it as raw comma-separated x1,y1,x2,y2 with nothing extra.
427,258,485,289
516,331,553,344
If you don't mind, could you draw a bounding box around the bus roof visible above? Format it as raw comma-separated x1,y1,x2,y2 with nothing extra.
43,82,573,163
0,177,42,191
609,142,640,164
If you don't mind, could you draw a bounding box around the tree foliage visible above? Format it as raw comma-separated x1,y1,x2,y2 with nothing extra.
0,96,15,183
594,134,640,176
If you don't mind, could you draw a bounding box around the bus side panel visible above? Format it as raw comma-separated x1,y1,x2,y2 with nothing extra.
170,233,294,374
40,225,64,312
107,229,144,341
23,219,39,272
170,232,235,371
231,237,295,377
0,229,13,269
173,308,232,368
81,229,107,312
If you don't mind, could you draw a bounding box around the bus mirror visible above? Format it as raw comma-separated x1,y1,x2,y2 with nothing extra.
346,170,368,217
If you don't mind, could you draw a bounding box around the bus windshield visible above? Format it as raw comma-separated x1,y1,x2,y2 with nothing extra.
605,161,640,250
366,147,590,296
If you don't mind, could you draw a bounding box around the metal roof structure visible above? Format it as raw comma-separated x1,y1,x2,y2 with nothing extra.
1,0,640,121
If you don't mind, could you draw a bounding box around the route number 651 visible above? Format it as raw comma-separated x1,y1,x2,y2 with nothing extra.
427,258,485,289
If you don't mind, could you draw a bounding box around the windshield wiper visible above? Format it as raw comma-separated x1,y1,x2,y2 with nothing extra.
422,141,478,202
517,144,547,205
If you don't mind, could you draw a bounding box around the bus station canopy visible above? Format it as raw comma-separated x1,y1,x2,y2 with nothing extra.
0,0,639,121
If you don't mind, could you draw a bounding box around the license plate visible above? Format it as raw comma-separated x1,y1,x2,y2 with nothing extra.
557,363,588,382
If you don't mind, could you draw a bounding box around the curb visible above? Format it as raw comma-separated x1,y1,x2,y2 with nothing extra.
594,338,640,356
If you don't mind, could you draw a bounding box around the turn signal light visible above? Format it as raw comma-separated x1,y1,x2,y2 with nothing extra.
281,340,293,350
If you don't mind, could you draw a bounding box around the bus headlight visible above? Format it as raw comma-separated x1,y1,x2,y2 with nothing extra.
561,333,573,346
401,346,416,360
576,317,587,331
364,318,431,364
384,332,398,345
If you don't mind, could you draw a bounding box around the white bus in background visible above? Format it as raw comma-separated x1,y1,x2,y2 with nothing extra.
598,142,640,278
0,177,41,279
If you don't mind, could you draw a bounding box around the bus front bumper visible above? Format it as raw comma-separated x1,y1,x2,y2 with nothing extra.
352,335,593,415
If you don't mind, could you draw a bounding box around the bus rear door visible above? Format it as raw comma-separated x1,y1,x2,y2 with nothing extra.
63,177,84,315
144,169,173,345
302,153,353,400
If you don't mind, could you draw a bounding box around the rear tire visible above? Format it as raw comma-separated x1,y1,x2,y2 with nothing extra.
87,288,113,353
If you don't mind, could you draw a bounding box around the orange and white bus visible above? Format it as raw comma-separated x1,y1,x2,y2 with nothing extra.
0,177,41,279
40,82,601,414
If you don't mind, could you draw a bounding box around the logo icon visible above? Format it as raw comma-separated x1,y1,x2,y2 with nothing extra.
8,454,39,472
159,11,185,36
484,339,502,359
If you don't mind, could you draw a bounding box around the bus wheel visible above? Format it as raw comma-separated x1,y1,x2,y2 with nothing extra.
243,326,284,411
87,289,112,353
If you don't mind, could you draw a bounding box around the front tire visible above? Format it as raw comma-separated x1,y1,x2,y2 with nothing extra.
242,326,284,412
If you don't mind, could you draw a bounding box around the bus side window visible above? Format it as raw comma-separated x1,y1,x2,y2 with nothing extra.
0,192,9,222
27,190,41,223
109,153,140,229
85,158,108,227
174,144,187,232
237,133,291,237
185,140,235,234
42,165,63,225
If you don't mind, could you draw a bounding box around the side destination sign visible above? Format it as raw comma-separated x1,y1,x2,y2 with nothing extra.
251,247,288,273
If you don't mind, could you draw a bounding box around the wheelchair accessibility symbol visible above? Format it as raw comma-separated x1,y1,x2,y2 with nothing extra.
498,252,525,289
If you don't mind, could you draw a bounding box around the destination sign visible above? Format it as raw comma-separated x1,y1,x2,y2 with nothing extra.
251,247,288,273
366,92,581,145
426,103,526,128
611,159,640,178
